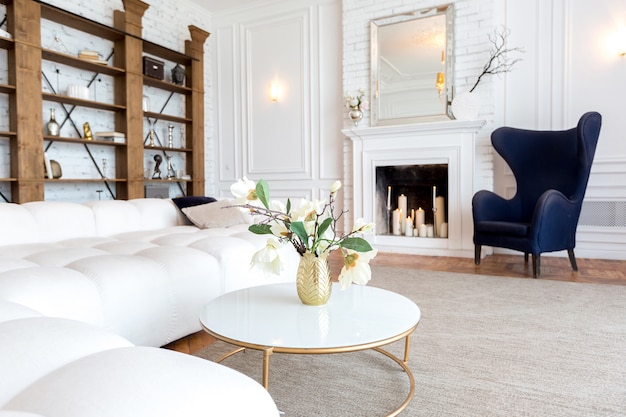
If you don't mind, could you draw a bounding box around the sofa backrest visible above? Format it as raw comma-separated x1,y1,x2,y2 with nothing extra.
0,199,185,246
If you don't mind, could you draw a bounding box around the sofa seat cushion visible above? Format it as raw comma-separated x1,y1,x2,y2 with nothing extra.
24,247,110,267
0,301,42,323
91,240,160,255
3,347,279,417
0,267,104,326
0,256,38,273
0,317,132,406
0,243,63,259
111,225,199,242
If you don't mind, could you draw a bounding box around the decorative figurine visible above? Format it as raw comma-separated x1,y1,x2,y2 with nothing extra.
46,108,60,136
167,124,174,148
171,64,185,85
149,129,156,147
83,122,93,140
166,155,175,179
152,154,162,179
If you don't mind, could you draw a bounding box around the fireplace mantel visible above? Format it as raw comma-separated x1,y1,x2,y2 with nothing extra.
342,119,486,141
342,120,485,257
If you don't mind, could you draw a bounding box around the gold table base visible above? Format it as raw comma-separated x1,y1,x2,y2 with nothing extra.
214,333,415,417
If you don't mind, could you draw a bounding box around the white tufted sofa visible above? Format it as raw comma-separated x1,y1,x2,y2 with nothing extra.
0,198,298,416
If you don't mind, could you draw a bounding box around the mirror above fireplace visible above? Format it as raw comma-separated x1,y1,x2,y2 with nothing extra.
370,4,454,126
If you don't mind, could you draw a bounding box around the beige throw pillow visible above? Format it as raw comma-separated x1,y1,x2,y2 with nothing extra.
181,199,251,229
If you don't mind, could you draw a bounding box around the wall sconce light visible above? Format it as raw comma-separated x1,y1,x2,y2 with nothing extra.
610,26,626,57
270,80,281,102
618,27,626,56
435,72,445,97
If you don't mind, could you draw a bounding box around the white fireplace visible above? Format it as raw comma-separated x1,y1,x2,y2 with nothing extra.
342,120,485,257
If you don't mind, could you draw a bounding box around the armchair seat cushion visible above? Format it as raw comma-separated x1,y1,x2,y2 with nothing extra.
475,221,529,237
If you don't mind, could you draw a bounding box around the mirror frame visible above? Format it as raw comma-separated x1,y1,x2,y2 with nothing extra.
370,4,454,126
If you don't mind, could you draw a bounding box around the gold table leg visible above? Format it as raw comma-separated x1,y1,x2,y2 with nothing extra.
262,347,274,389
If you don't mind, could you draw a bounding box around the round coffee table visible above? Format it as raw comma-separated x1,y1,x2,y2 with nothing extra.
200,282,421,416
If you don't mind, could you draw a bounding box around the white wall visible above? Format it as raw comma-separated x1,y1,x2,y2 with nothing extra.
210,0,343,203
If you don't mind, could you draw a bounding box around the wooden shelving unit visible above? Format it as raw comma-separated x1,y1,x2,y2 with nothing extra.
1,0,209,203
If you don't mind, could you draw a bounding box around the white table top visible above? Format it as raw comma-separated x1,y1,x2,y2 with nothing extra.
200,283,421,352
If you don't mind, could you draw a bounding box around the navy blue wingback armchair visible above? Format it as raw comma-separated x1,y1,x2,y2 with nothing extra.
472,112,602,278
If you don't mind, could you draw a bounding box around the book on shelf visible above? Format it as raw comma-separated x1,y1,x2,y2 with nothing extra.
78,50,108,65
95,131,126,143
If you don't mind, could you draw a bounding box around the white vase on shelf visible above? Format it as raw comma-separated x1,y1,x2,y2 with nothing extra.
451,91,481,121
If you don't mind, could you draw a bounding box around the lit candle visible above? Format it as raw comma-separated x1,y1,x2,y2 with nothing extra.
404,217,413,237
416,207,425,227
398,194,407,232
387,186,391,208
392,209,401,235
435,196,445,238
432,186,436,210
440,222,448,238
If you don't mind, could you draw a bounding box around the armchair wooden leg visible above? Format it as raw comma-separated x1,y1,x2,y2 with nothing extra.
524,253,529,263
532,254,540,278
474,245,481,265
567,249,578,272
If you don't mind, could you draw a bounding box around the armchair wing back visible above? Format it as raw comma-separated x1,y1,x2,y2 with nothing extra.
472,111,602,277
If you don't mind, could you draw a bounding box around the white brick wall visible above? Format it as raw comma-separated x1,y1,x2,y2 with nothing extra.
0,0,212,202
342,0,496,230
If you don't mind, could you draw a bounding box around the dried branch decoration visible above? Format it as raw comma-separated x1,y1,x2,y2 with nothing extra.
469,27,524,93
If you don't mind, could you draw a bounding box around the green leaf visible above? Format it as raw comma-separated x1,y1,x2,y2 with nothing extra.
248,223,273,235
256,179,270,209
340,237,373,252
286,198,291,214
290,221,310,249
317,217,333,237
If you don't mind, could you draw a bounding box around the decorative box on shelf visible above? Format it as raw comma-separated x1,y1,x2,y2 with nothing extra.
143,56,164,80
145,185,170,198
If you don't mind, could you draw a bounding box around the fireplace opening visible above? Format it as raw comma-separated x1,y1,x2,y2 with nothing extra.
376,164,448,237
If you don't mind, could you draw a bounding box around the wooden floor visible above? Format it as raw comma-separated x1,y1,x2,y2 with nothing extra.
165,252,626,354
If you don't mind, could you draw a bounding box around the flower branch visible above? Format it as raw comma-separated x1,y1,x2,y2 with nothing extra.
469,27,524,93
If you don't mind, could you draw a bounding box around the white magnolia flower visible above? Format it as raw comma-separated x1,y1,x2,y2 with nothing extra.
290,198,325,222
352,218,375,234
230,177,257,204
250,237,283,276
269,199,287,213
330,180,342,194
270,222,291,239
338,248,378,290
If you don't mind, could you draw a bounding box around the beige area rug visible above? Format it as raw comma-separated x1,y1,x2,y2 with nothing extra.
194,266,626,416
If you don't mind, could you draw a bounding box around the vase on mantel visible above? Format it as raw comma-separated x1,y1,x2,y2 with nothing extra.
296,251,332,306
451,91,481,121
349,108,363,127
